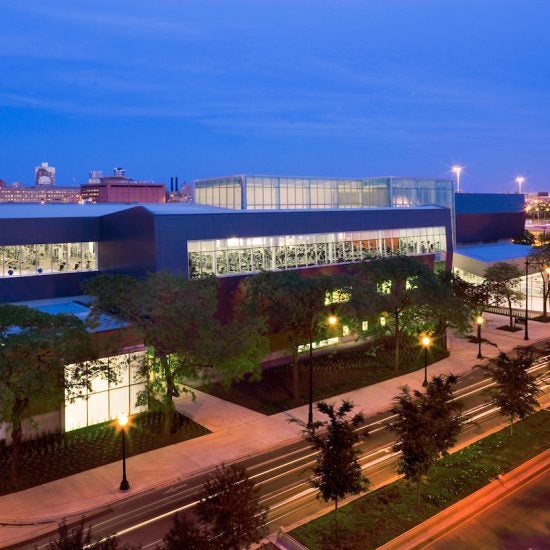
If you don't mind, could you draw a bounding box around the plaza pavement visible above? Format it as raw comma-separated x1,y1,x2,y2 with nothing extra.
0,313,549,548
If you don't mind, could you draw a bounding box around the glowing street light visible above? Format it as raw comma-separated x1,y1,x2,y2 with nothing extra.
327,314,338,326
421,335,431,387
452,165,463,193
476,315,484,359
117,413,130,492
515,176,525,194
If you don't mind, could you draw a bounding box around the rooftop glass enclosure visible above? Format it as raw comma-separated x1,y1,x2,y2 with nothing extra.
194,175,454,211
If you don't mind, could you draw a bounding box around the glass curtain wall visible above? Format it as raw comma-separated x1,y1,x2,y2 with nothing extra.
64,352,147,431
0,242,97,277
194,177,243,209
188,226,447,278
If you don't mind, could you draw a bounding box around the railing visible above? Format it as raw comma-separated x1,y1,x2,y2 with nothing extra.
484,306,540,320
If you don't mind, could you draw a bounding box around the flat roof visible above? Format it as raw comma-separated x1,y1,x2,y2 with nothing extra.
13,295,125,332
454,242,533,262
0,202,448,219
0,203,132,219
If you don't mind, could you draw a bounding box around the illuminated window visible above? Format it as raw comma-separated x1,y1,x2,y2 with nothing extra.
377,281,392,294
325,288,351,305
64,352,146,431
362,320,368,331
380,317,386,326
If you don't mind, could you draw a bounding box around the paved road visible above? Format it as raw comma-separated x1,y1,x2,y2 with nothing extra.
25,361,549,549
431,468,550,550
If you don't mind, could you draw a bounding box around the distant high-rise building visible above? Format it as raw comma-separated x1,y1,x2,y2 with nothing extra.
35,162,56,186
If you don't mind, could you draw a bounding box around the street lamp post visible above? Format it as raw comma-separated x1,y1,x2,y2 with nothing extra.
118,413,130,492
307,314,338,428
476,315,484,359
421,335,431,387
524,259,529,341
452,165,463,194
544,266,550,319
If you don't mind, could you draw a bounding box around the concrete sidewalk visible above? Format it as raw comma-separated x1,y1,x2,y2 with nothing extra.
0,313,548,548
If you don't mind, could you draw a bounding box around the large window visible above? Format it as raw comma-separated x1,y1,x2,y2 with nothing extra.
188,226,447,278
0,241,97,278
64,352,146,431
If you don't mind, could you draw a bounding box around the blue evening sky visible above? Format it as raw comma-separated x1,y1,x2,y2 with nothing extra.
0,0,548,192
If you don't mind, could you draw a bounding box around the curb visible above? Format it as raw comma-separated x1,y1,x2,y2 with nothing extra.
378,447,550,550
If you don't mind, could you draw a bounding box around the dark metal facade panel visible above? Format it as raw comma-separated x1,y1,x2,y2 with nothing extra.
456,213,526,244
455,193,525,214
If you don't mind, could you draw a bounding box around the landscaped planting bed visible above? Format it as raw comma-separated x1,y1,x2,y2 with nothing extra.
200,343,449,415
290,410,550,550
0,411,210,496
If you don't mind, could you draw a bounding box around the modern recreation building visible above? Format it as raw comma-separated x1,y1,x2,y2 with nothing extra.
0,174,532,437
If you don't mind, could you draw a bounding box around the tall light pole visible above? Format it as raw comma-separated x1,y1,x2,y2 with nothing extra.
452,165,463,193
118,413,130,492
524,259,529,341
421,335,431,387
476,315,484,359
307,314,338,428
515,176,525,195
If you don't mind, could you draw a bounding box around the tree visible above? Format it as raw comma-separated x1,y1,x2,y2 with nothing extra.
304,400,367,529
162,514,211,550
390,374,463,504
196,464,267,550
484,350,539,434
0,305,102,480
42,518,139,549
84,273,266,436
484,262,524,327
528,244,550,318
350,256,438,371
415,270,472,352
452,274,491,318
512,230,535,245
244,270,339,404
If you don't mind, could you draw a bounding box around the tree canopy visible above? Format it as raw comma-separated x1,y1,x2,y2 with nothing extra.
83,272,266,435
0,304,100,479
304,400,367,526
484,262,524,327
390,374,463,503
484,350,539,434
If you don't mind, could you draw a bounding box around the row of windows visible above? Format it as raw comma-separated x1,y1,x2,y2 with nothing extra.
188,227,447,278
0,242,97,278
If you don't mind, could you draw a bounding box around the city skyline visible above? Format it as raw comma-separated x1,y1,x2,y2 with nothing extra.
1,1,549,192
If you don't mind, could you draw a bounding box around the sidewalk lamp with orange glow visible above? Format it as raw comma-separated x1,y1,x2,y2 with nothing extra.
307,314,338,428
421,335,431,387
452,165,463,193
117,413,130,492
544,266,550,319
476,315,484,359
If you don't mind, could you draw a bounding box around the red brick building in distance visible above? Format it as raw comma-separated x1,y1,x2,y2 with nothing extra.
81,168,166,203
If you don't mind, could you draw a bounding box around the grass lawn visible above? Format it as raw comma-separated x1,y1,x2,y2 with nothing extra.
199,343,449,415
290,410,550,550
0,411,210,496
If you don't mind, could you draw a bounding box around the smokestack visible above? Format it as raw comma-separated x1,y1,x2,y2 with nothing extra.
175,177,179,192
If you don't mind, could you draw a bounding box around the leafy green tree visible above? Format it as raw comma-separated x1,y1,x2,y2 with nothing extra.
350,256,438,371
415,271,471,352
512,230,535,245
528,244,550,318
304,400,367,529
452,274,491,318
0,305,101,480
390,374,463,504
162,514,210,550
42,518,139,549
196,464,267,550
84,273,266,435
484,350,539,434
484,262,524,327
244,270,339,404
